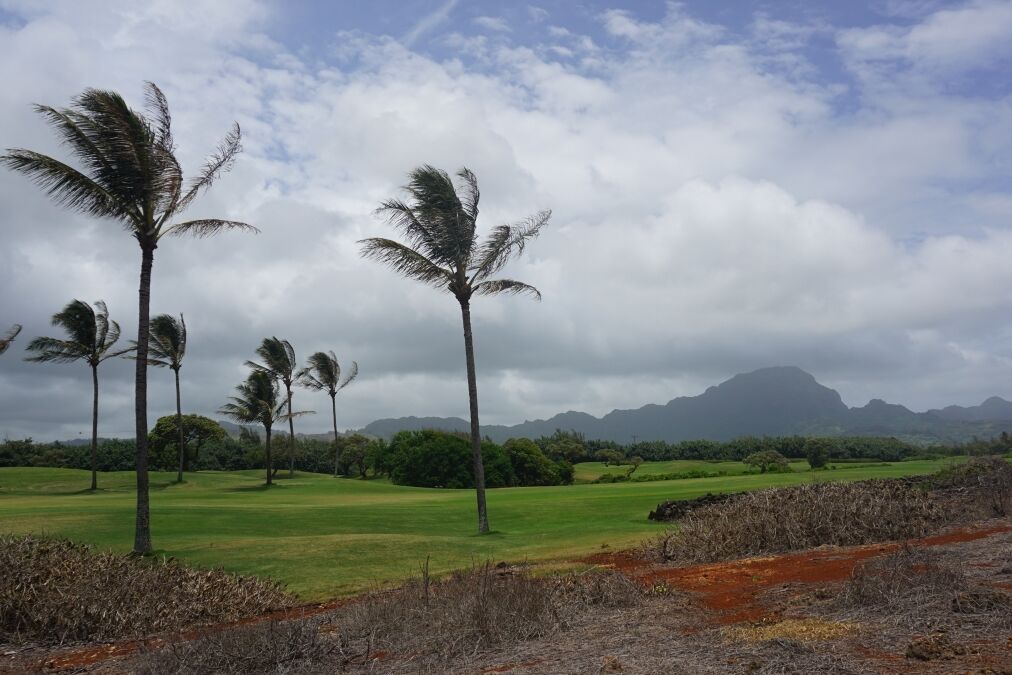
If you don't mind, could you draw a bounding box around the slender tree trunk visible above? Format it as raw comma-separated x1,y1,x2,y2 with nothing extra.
132,244,154,555
458,299,489,534
174,368,184,482
331,394,339,477
90,363,99,491
265,425,273,486
287,384,295,477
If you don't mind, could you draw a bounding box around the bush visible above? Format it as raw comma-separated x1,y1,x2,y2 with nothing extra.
0,535,294,645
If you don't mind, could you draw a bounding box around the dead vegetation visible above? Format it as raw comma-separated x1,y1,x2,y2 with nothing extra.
136,561,645,674
649,456,1012,563
0,535,294,645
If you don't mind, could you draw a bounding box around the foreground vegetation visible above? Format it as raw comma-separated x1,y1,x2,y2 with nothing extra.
0,459,965,599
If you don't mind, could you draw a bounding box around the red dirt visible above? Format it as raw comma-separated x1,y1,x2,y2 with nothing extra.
585,522,1012,626
34,597,353,671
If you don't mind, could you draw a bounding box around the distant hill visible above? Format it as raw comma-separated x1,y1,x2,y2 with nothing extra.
359,366,1012,446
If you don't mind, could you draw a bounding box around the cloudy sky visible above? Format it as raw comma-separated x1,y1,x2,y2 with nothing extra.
1,0,1011,441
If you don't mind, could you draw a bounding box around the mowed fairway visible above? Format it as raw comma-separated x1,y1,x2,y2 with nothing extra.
0,459,961,600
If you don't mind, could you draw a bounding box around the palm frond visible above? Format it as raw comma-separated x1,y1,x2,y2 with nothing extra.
457,167,480,224
176,122,242,212
249,337,297,384
375,198,441,260
470,209,551,282
0,324,22,355
0,149,128,221
147,313,186,367
143,82,174,151
162,218,259,239
24,336,88,363
472,278,542,300
338,360,359,391
359,238,452,289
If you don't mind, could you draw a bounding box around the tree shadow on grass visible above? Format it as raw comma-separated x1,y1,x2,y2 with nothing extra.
225,483,284,493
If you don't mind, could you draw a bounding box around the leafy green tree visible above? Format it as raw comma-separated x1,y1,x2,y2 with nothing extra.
141,314,188,482
335,434,372,478
218,371,309,486
503,438,564,486
386,429,514,489
594,449,625,466
804,438,832,469
148,414,226,472
247,338,303,477
298,351,358,477
743,449,790,473
0,324,21,354
2,83,256,554
625,456,644,477
360,166,550,533
25,300,132,490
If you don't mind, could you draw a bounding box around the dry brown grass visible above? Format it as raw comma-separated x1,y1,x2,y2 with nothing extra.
832,545,1012,631
650,478,948,563
137,562,645,674
0,535,294,645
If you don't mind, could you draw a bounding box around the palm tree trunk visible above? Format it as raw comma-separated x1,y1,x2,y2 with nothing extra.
265,425,273,486
287,385,295,477
90,363,99,491
331,394,339,477
458,299,489,534
174,368,184,482
132,244,154,555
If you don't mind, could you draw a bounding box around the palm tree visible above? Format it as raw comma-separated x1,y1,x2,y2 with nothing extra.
144,314,187,483
298,352,358,476
1,83,257,554
218,370,310,486
0,324,21,354
247,338,301,477
25,300,133,490
360,165,550,533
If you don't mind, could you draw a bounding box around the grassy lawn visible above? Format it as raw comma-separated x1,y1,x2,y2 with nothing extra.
0,458,962,600
572,458,895,482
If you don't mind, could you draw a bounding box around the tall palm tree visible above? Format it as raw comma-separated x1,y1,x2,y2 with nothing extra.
218,370,310,486
247,338,301,477
0,324,21,354
144,314,187,483
1,83,257,554
360,165,550,533
298,352,358,477
25,300,133,490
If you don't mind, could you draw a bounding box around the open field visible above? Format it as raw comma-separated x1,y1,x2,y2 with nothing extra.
0,458,964,600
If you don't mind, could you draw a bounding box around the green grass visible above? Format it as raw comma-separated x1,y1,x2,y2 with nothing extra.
573,458,890,482
0,458,962,600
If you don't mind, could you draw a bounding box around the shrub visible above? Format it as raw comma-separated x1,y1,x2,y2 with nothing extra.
0,535,294,644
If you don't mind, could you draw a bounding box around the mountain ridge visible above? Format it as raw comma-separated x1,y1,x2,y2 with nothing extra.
359,366,1012,445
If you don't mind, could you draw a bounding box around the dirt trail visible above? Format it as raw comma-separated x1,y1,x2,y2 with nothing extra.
584,521,1012,626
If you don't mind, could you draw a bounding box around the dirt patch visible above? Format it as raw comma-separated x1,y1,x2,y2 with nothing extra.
588,521,1012,626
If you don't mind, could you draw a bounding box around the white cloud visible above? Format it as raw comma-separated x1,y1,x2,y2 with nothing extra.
1,1,1011,441
473,16,510,33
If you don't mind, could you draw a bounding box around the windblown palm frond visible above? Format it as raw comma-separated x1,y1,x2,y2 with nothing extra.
298,351,358,396
472,279,542,300
0,324,22,355
246,337,297,385
219,373,313,427
25,300,132,365
144,313,186,369
359,238,452,289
